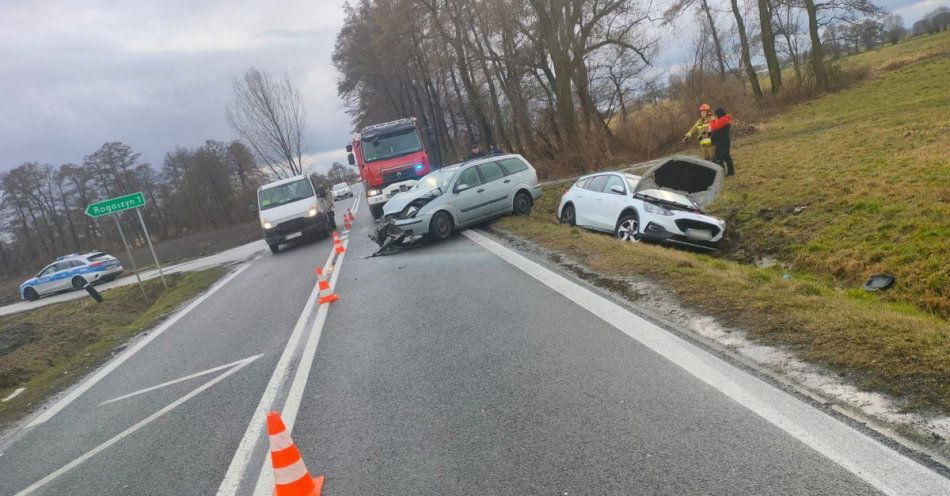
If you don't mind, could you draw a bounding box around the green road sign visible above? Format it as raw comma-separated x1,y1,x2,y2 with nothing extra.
85,192,146,218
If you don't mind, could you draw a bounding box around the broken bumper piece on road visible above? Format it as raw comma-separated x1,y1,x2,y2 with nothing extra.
369,217,426,256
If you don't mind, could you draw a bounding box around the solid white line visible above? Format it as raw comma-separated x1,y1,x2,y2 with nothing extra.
99,354,264,406
216,194,359,496
26,264,251,428
462,229,950,496
250,226,352,496
14,354,259,495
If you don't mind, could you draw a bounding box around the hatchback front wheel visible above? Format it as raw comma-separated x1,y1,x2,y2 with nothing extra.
616,215,640,242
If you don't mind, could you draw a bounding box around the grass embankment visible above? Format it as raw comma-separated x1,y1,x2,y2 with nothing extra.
0,268,225,426
496,39,950,411
714,42,950,317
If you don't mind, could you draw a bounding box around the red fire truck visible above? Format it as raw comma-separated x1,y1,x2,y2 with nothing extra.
346,117,440,219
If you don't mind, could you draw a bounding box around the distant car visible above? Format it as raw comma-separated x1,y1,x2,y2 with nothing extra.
20,252,124,301
374,154,542,245
331,182,353,201
557,156,726,250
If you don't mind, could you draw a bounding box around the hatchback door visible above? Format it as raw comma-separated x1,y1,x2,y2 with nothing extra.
595,174,630,231
474,161,511,216
451,166,488,226
577,175,608,229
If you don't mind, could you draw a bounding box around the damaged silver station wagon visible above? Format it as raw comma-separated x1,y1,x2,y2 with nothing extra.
372,154,542,249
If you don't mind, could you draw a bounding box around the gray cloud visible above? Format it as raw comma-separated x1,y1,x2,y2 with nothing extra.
0,0,351,172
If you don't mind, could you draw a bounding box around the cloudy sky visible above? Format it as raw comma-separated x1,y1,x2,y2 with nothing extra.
0,0,936,175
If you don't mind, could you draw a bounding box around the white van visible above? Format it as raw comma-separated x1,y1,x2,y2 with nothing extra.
258,175,336,253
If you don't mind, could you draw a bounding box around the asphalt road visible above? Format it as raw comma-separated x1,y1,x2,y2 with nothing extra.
0,186,947,496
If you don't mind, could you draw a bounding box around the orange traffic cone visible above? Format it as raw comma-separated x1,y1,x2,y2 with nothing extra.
332,232,346,254
267,412,324,496
315,267,339,304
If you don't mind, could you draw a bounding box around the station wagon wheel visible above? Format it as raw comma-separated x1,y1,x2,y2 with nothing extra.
560,204,576,226
513,192,533,215
616,214,640,242
24,287,38,301
429,211,454,241
71,276,87,290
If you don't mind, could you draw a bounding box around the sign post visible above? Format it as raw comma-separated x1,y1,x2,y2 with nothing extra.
112,215,149,304
86,192,165,302
135,208,167,289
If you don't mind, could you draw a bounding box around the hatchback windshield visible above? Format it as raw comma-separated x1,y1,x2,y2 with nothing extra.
413,168,456,192
363,129,422,162
332,183,348,191
259,179,314,210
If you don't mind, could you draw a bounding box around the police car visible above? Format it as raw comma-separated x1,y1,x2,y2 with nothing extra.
20,252,124,301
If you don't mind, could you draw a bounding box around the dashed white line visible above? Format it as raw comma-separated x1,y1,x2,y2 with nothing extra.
26,263,252,428
100,355,264,406
14,354,261,495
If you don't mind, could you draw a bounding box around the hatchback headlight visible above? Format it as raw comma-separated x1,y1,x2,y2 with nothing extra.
644,203,673,216
367,188,382,197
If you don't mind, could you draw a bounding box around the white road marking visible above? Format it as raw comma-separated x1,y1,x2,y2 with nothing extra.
99,355,264,406
216,194,360,495
2,388,25,402
26,264,251,428
462,229,950,496
14,354,260,495
250,225,351,495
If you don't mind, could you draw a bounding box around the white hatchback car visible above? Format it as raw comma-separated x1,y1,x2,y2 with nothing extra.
557,156,726,250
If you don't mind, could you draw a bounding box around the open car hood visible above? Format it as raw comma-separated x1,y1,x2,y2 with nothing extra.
632,156,723,210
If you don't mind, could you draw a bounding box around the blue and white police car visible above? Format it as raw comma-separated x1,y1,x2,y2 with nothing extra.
20,252,124,301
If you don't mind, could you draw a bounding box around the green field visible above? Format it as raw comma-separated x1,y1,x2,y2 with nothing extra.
714,32,950,317
495,32,950,412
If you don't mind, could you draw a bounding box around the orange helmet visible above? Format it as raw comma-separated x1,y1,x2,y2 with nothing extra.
699,103,711,112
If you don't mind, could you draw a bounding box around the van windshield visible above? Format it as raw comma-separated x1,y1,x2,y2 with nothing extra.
259,179,314,210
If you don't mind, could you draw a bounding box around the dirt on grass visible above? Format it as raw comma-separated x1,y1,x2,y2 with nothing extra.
0,221,259,305
0,267,226,427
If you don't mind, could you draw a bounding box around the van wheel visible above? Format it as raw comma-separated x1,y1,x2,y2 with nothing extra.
72,276,88,290
24,287,39,301
429,211,453,241
513,192,533,215
268,242,280,253
370,204,384,220
616,214,640,242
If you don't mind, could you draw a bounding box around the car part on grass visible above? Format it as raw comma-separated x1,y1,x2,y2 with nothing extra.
85,284,104,303
863,274,895,292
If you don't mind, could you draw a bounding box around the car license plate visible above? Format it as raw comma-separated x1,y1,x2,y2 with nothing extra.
285,232,301,240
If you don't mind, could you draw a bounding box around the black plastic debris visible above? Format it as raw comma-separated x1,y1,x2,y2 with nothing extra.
84,284,104,303
862,274,895,292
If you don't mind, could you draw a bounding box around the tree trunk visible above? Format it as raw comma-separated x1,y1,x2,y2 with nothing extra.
803,0,829,90
701,0,728,78
757,0,783,93
730,0,763,97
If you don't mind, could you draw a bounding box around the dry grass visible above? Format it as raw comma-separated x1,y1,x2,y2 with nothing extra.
495,189,950,412
0,268,225,426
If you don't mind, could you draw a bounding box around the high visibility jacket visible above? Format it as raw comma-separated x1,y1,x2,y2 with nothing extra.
684,116,712,141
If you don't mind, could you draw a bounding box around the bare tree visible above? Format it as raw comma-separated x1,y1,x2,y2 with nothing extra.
730,0,763,96
226,68,307,178
882,14,905,44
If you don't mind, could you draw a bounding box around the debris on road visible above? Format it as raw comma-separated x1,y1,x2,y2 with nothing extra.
863,274,896,292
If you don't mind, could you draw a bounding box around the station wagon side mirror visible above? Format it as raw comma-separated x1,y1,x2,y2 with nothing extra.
610,185,625,195
455,183,471,194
